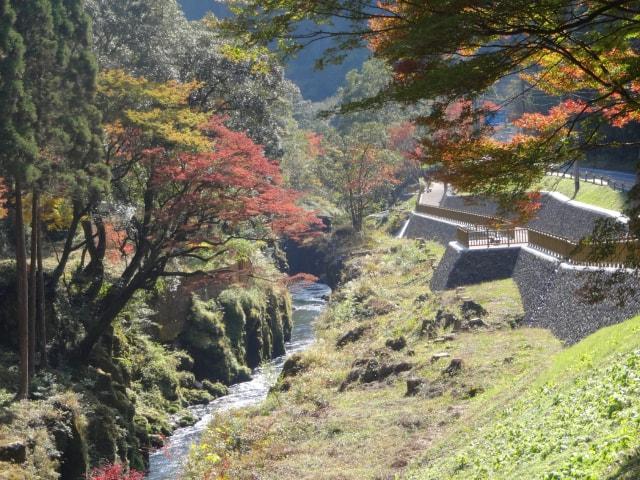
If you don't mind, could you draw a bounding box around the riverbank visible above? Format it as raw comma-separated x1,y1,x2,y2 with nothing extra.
0,274,298,478
183,231,640,479
146,282,329,479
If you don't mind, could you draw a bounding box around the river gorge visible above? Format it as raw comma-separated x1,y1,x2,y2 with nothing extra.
146,282,330,479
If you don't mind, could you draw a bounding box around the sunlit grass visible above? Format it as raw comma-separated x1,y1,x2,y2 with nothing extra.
406,314,640,480
538,175,627,212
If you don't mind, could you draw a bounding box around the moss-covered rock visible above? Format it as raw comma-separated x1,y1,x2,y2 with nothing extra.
201,380,229,398
181,286,293,384
179,294,248,384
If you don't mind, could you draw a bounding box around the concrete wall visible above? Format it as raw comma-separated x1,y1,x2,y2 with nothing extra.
403,212,459,244
441,192,625,242
430,241,640,344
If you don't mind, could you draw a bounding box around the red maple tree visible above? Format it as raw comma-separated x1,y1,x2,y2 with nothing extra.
76,115,321,359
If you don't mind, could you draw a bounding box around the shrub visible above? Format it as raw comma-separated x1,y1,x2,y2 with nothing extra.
88,463,144,480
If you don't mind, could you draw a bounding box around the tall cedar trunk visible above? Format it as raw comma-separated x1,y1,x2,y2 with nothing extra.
28,191,38,376
574,159,580,195
15,181,29,399
36,203,46,368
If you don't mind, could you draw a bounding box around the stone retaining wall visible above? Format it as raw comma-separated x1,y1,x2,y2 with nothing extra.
431,244,519,290
430,241,640,344
403,212,459,245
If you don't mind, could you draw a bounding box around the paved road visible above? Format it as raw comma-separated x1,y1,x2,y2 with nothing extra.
419,182,446,206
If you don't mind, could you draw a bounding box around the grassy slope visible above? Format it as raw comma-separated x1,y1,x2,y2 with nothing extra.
183,233,565,479
408,314,640,480
184,225,640,480
538,176,627,212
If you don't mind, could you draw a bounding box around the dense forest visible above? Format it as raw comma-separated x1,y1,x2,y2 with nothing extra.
1,1,640,479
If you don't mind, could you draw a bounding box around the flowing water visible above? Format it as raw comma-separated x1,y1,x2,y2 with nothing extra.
146,282,331,479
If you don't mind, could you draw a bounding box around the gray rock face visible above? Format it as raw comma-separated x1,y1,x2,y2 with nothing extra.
336,326,369,348
340,358,413,390
443,358,464,376
385,336,407,351
461,300,487,319
405,378,426,396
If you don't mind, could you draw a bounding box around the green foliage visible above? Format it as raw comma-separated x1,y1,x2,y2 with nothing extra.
0,0,37,182
314,123,403,231
181,293,250,384
408,315,640,480
0,391,86,479
333,58,425,132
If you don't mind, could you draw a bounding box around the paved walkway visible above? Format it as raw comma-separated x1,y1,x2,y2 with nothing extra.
419,182,446,206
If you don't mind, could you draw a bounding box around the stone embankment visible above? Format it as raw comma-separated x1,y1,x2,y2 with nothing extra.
404,186,639,344
441,191,626,241
430,243,640,344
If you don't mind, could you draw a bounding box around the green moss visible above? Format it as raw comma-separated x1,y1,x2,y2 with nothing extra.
180,293,248,384
215,286,293,371
202,380,229,398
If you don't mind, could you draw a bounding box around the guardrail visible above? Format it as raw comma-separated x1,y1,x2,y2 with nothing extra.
415,185,636,266
415,203,506,228
454,225,637,267
546,170,630,192
416,186,640,268
469,227,529,248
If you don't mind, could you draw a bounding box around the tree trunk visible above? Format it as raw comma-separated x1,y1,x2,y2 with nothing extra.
81,217,106,300
36,202,46,368
74,279,140,361
50,207,83,285
573,159,580,195
14,181,29,399
28,190,38,377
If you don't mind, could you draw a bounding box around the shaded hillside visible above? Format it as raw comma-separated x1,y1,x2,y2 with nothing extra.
178,0,368,100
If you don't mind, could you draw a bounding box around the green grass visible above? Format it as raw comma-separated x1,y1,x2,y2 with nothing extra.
406,315,640,480
183,235,561,480
538,176,627,212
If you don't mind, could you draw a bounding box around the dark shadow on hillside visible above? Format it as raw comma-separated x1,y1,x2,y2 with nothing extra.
607,449,640,480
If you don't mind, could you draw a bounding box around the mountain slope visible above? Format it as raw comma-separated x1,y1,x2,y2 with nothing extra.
178,0,368,100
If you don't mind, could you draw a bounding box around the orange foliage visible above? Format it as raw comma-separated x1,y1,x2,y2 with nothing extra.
305,132,324,157
104,222,134,264
514,99,591,132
